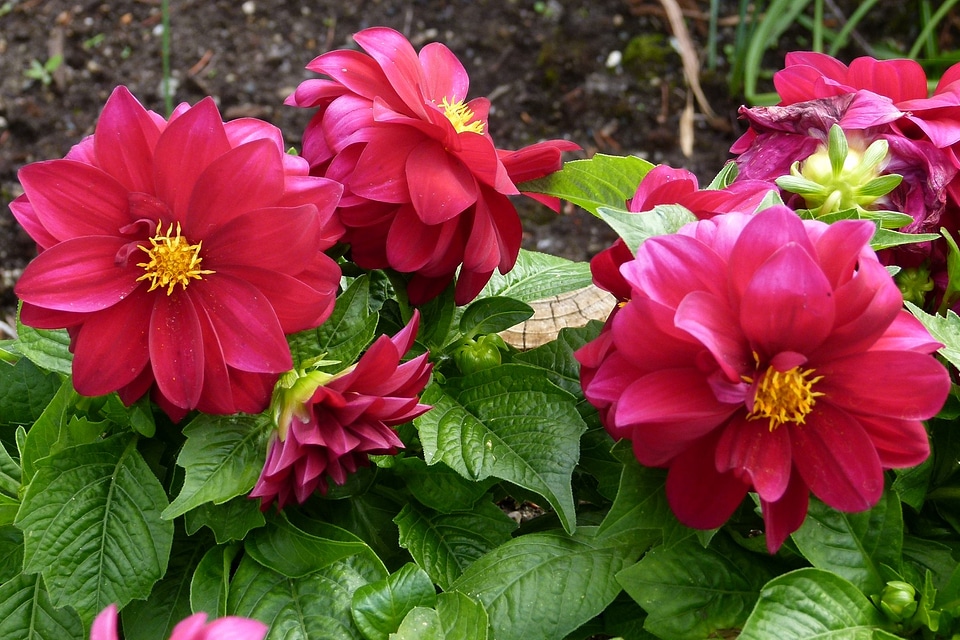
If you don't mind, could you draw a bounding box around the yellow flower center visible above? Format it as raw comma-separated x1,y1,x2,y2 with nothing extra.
136,221,214,295
745,364,824,431
440,97,484,134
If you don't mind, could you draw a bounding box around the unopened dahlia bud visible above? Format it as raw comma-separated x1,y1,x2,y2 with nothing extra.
873,581,918,623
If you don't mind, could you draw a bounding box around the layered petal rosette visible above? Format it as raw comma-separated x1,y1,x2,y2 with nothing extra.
251,311,433,510
92,604,267,640
577,206,950,552
12,86,344,420
287,26,578,305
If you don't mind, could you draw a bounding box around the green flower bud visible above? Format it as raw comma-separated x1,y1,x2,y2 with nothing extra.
874,580,918,623
895,265,935,307
454,334,505,375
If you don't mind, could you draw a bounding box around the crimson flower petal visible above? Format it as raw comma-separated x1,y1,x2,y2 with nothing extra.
93,86,160,193
72,291,152,396
149,291,205,410
203,205,321,274
665,432,751,530
715,414,792,502
419,41,469,102
792,403,883,512
407,141,479,224
354,27,427,117
760,471,809,553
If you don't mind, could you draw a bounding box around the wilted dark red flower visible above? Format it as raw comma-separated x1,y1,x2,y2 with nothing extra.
577,206,949,552
12,86,343,420
287,26,578,305
251,311,433,510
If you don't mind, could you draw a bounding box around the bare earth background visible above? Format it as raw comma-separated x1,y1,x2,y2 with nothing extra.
0,0,755,335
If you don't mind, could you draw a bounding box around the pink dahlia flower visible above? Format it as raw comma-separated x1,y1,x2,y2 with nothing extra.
251,311,432,510
12,86,344,420
577,206,950,552
92,604,267,640
287,26,578,305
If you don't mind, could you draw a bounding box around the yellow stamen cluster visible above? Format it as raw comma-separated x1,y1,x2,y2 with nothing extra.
745,364,824,431
441,97,484,134
136,221,214,295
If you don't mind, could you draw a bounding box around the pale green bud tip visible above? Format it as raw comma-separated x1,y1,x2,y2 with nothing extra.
895,265,935,307
270,367,337,438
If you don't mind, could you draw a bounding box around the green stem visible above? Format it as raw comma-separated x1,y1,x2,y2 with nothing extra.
161,0,172,116
908,0,960,61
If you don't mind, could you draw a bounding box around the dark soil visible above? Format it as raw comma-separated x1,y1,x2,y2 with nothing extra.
0,0,752,336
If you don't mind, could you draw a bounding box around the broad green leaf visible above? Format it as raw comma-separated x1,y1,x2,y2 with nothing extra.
452,529,640,640
518,153,654,216
435,591,489,640
513,323,603,397
191,543,242,618
905,301,960,370
0,572,83,640
228,552,387,640
0,357,61,427
120,530,210,640
163,413,268,519
184,494,266,543
415,364,587,533
893,456,932,511
739,568,894,639
318,490,407,568
0,524,24,582
618,534,774,640
458,297,533,339
246,513,374,578
390,607,443,640
596,441,685,548
480,250,593,304
393,457,494,514
288,274,378,372
0,440,21,524
395,501,517,591
790,492,903,595
20,377,80,482
595,204,697,255
15,435,173,625
352,563,437,640
15,310,72,375
871,229,941,251
902,535,957,593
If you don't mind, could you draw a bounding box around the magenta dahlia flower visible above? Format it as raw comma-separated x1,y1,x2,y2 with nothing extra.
92,604,267,640
577,206,949,552
287,26,578,305
12,86,344,420
251,311,432,510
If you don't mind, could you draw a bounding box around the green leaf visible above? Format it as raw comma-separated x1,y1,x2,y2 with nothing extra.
513,323,603,397
319,490,408,568
15,310,73,375
183,494,266,543
163,413,268,519
415,364,587,533
393,457,495,514
245,513,374,578
435,591,489,640
191,543,241,618
595,442,681,548
228,552,387,639
288,274,379,372
0,572,84,640
480,250,593,304
20,377,80,482
120,530,209,640
0,525,24,582
738,568,894,639
790,491,903,595
617,534,774,640
518,153,654,216
15,435,174,625
458,297,533,339
595,204,697,255
395,501,517,591
904,301,960,370
871,229,941,252
452,529,640,640
0,357,61,427
352,563,437,640
390,607,444,640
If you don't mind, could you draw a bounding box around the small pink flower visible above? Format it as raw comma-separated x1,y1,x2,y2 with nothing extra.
12,87,343,420
577,206,949,552
251,311,433,510
288,26,578,305
92,604,268,640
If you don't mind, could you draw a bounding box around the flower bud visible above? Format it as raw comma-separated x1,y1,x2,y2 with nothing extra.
873,580,918,623
454,334,506,375
895,265,935,307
